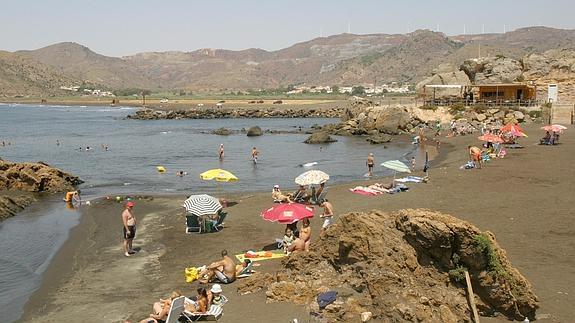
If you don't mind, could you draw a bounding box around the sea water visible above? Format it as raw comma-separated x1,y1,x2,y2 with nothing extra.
0,103,414,322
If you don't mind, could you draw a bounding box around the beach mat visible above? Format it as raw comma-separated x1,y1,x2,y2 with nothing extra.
236,250,286,263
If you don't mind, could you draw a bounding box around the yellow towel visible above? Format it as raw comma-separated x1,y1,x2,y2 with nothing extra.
235,250,286,263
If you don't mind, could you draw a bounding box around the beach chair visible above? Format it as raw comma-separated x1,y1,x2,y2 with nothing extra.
213,211,227,232
181,304,224,321
237,259,254,278
186,214,202,234
292,190,307,203
312,187,328,205
166,296,186,323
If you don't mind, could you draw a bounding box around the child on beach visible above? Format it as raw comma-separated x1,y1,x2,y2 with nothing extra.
319,200,334,234
410,157,416,171
282,227,295,254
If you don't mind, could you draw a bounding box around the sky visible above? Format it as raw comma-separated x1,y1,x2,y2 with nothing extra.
1,0,574,57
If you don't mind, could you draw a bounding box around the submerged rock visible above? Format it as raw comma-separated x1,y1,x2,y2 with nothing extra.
246,126,263,137
304,132,337,144
213,127,231,135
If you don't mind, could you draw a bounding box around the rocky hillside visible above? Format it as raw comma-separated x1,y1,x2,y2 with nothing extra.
417,48,575,102
0,51,78,97
238,209,538,322
3,27,575,94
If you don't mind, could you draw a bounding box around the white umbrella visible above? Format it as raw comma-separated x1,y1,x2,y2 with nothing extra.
381,160,411,180
182,194,222,216
295,170,330,186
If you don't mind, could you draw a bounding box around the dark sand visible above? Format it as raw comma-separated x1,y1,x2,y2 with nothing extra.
21,124,574,323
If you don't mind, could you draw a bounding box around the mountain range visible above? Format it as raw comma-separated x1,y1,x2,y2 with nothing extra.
2,26,575,96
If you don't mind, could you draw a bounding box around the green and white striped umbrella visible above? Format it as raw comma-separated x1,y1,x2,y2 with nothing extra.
381,160,411,174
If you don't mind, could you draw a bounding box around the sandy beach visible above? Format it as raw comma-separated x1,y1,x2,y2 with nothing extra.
20,124,574,323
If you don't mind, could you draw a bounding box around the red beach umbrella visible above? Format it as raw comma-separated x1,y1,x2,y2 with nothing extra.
478,134,504,143
261,203,314,224
500,123,524,134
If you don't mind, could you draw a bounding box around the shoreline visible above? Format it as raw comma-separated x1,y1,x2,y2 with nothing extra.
19,124,575,322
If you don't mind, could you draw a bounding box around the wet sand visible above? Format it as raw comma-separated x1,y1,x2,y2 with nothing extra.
21,124,575,323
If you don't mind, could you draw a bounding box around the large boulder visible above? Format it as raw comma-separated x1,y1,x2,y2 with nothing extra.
246,126,263,137
245,209,538,322
0,159,82,192
304,132,337,144
416,63,472,97
371,107,412,134
460,56,523,84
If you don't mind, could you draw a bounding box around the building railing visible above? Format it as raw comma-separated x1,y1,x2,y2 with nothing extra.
422,98,543,107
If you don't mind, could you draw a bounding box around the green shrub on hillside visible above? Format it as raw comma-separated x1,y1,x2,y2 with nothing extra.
448,103,466,114
419,105,438,111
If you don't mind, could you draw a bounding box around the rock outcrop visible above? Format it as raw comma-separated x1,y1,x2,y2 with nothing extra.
212,127,231,135
416,63,472,97
246,126,263,137
128,106,343,120
0,159,83,192
460,56,524,84
304,132,337,144
238,209,538,322
0,159,82,221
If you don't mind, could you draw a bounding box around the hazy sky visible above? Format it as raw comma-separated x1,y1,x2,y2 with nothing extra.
1,0,574,57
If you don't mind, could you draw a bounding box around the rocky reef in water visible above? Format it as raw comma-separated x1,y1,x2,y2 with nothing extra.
127,106,343,120
0,159,83,220
237,209,538,322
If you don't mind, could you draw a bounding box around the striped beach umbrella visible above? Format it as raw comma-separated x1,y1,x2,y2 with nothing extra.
381,160,411,181
182,194,222,216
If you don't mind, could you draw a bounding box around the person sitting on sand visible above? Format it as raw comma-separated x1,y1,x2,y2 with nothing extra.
282,227,295,254
207,284,228,307
300,218,311,251
140,290,181,323
272,185,293,203
199,249,236,284
287,236,306,253
293,185,310,203
185,288,209,314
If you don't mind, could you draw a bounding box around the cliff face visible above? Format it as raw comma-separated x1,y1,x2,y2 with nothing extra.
238,209,538,322
0,159,82,220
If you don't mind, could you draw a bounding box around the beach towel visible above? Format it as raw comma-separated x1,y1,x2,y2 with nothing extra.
459,161,476,170
395,176,423,183
235,250,286,263
349,187,380,196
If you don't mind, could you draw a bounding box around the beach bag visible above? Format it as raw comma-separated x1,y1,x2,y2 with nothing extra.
185,267,199,283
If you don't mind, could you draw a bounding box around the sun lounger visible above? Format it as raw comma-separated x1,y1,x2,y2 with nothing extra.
186,214,202,234
237,260,255,278
181,304,223,321
212,211,227,232
166,296,186,323
311,187,328,205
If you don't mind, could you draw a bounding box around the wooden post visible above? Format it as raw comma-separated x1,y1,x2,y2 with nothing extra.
465,271,480,323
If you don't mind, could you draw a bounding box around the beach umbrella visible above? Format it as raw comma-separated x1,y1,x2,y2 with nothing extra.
183,194,222,216
500,123,524,134
261,203,314,224
295,170,330,186
381,160,411,181
200,168,239,182
541,124,567,133
478,134,504,143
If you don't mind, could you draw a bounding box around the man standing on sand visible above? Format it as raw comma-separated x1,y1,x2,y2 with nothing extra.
366,153,375,177
319,200,334,234
199,249,237,284
468,145,483,169
122,201,137,257
219,144,225,160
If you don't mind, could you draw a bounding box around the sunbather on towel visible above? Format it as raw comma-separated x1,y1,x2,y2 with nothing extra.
272,185,293,203
199,249,237,284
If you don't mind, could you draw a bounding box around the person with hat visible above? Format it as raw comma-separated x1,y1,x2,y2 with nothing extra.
272,184,293,203
208,284,228,307
122,201,137,257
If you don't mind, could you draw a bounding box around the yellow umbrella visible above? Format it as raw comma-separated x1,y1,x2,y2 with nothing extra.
200,169,239,182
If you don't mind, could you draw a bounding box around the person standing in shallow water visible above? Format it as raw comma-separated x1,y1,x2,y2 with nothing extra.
122,201,137,257
366,153,375,177
219,144,224,160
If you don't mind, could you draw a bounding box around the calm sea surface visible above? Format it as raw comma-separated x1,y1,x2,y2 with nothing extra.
0,103,414,322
